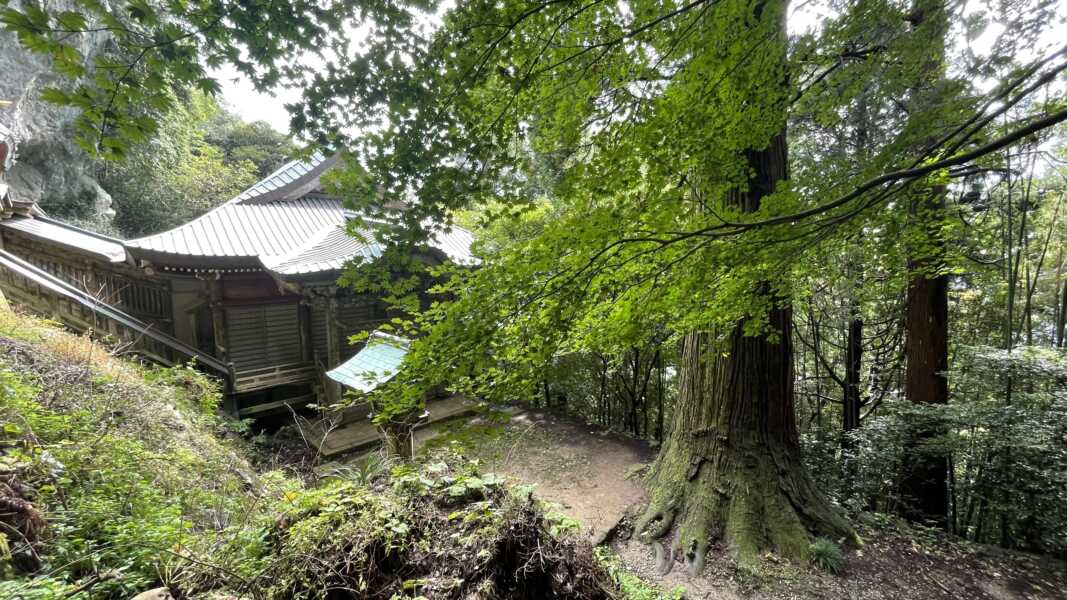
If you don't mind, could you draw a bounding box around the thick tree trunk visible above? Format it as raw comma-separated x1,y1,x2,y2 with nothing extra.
639,316,854,571
899,0,950,528
638,121,853,569
900,183,950,526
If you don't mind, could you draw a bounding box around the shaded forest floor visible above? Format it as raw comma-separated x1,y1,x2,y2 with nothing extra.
413,406,1067,600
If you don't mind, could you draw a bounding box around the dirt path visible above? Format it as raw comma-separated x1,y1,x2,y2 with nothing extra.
418,406,1067,600
419,406,652,542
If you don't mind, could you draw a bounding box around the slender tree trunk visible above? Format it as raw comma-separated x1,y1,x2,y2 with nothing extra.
843,299,863,434
1050,224,1065,347
656,349,665,442
843,93,870,440
1057,279,1067,348
627,348,635,431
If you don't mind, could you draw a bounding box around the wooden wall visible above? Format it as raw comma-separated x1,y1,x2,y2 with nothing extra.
0,228,173,332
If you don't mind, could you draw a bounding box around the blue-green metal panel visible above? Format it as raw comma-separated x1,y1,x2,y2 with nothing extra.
326,332,409,392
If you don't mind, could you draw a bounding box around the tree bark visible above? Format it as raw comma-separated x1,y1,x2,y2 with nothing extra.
1057,278,1067,348
899,0,950,528
900,220,950,524
843,300,863,434
638,130,853,569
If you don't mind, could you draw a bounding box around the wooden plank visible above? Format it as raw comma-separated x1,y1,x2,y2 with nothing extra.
239,393,315,417
233,363,316,393
314,395,475,457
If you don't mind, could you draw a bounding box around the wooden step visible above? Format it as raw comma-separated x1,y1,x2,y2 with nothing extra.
311,395,474,457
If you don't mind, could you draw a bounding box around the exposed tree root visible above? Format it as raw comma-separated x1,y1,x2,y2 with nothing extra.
635,504,676,543
652,541,675,575
0,469,47,572
638,439,855,573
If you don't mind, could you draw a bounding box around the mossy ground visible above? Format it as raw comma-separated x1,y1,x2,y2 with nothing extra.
0,303,633,600
421,404,1067,600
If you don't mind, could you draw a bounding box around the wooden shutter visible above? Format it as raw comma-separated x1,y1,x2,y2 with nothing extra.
336,298,388,360
310,304,329,365
226,303,303,371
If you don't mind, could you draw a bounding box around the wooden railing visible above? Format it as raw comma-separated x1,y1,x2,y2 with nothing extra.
0,249,232,380
233,362,317,393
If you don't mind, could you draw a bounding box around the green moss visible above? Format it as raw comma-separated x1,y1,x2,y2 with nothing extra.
639,438,854,573
594,547,685,600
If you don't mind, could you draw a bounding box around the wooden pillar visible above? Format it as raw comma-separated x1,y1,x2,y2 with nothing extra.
207,273,239,415
324,295,342,406
209,274,228,363
298,301,312,363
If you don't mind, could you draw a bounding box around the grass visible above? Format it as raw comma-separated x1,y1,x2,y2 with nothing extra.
808,538,845,574
594,547,686,600
0,303,657,599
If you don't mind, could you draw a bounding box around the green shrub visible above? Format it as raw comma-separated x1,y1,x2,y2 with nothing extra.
802,346,1067,556
0,316,631,600
808,538,845,574
594,547,685,600
0,351,258,598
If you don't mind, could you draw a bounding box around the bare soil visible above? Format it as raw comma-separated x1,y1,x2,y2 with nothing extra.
421,406,1067,600
419,406,652,542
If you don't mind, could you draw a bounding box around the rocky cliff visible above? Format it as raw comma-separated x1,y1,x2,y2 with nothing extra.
0,3,114,228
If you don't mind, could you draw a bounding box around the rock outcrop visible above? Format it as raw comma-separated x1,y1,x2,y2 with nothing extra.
0,1,114,227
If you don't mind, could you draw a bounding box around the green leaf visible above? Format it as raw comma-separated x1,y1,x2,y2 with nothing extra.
55,10,87,31
38,87,71,104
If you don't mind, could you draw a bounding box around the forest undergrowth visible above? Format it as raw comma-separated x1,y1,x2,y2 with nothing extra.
0,305,655,600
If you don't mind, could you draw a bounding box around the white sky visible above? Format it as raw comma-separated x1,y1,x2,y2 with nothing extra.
213,64,302,134
216,1,1067,135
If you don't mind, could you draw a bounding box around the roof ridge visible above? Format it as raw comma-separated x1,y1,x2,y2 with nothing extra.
258,219,340,269
235,151,338,205
125,150,335,249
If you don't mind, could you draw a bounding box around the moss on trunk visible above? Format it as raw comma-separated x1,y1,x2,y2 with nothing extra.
636,321,855,573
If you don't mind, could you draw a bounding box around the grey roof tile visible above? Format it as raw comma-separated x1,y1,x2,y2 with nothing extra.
1,217,126,262
123,152,475,275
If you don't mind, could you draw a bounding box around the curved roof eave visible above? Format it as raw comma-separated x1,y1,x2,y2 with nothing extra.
126,247,263,271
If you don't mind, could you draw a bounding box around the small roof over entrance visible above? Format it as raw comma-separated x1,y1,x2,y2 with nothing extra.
326,331,410,392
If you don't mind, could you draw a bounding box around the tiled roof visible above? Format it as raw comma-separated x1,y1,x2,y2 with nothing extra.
124,152,476,277
426,224,476,266
262,221,478,277
1,216,126,262
262,224,380,275
126,195,343,258
326,331,410,392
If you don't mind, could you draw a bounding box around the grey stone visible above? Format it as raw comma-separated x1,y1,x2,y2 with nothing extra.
129,587,175,600
0,1,114,226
